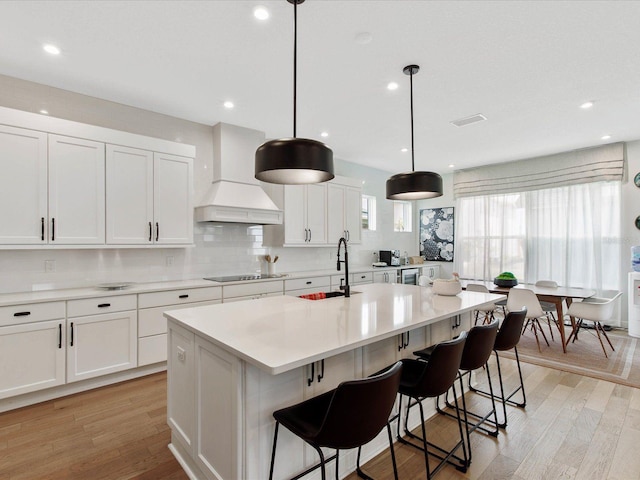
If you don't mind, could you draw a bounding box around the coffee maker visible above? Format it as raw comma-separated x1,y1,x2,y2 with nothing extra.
379,250,401,266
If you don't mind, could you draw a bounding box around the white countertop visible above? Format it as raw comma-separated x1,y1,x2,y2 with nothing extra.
164,283,504,375
0,264,433,307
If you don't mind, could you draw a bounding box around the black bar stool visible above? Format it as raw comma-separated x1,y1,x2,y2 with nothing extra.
392,332,468,479
413,320,500,466
269,361,403,480
469,308,527,428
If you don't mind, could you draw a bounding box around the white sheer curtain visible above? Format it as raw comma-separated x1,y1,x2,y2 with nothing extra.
454,181,621,293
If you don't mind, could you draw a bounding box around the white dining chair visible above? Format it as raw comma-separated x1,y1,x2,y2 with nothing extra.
466,283,497,325
534,280,560,340
566,292,622,358
506,288,551,352
418,275,431,287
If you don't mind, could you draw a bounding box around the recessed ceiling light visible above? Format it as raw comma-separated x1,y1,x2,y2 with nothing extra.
320,131,329,138
448,164,455,168
601,134,611,140
43,44,60,55
223,101,234,109
39,109,48,115
580,101,594,109
387,82,399,91
253,5,269,20
400,147,408,153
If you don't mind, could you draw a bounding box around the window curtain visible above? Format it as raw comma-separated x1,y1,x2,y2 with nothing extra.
454,181,621,296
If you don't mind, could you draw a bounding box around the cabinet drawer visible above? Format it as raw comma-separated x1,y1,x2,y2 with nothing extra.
138,286,222,309
0,301,65,327
352,272,373,284
67,295,137,317
138,299,221,337
223,280,283,300
139,334,167,366
284,276,331,292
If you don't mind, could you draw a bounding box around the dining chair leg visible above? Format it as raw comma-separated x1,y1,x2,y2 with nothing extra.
599,322,615,351
593,322,611,358
269,421,280,480
545,314,555,341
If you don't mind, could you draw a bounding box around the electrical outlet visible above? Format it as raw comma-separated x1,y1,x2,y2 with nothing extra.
166,256,174,266
45,260,55,272
177,346,186,362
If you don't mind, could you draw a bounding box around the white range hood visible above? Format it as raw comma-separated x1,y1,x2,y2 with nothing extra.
195,123,283,225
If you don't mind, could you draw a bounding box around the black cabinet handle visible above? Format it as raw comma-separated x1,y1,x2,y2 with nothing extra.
307,362,315,386
179,294,189,299
404,331,410,348
97,303,111,308
149,222,152,242
308,229,311,242
58,324,62,349
155,222,159,242
41,217,45,241
13,311,31,317
70,322,74,346
306,281,312,285
317,359,325,383
51,218,55,241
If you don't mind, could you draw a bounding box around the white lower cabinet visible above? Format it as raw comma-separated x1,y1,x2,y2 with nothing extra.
429,312,472,345
138,286,222,366
285,276,331,297
373,270,398,284
222,280,284,303
0,302,66,399
66,295,138,383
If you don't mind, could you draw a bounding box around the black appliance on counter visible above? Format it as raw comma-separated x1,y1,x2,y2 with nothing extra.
379,250,401,266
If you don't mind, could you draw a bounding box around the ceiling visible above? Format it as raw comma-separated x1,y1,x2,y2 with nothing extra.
1,0,639,175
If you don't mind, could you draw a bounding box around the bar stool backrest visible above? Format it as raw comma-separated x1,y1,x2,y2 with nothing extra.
494,308,527,351
460,320,499,371
411,331,467,399
315,361,402,449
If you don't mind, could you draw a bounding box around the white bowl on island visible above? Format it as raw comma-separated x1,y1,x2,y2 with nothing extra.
432,278,462,296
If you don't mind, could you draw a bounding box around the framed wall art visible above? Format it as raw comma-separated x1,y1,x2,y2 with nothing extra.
419,207,454,262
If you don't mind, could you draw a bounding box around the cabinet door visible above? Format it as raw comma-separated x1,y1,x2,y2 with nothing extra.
154,153,193,244
397,327,429,360
67,310,137,382
0,320,65,399
0,125,48,244
48,135,105,244
106,145,154,244
429,318,454,345
305,183,327,245
283,185,307,245
327,183,346,244
344,186,362,244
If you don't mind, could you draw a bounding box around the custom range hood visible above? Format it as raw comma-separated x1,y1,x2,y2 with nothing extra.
195,123,283,225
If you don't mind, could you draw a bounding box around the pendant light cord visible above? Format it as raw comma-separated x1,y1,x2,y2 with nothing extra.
293,0,297,138
409,69,415,172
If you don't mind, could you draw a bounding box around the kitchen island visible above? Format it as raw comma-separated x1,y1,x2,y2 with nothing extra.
164,282,504,480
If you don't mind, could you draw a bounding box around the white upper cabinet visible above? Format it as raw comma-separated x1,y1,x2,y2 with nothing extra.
106,145,154,244
283,183,327,246
0,106,195,249
106,147,193,245
0,125,48,244
153,152,193,245
327,178,362,245
48,135,106,245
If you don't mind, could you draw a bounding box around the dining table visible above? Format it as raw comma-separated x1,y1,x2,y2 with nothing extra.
460,280,596,353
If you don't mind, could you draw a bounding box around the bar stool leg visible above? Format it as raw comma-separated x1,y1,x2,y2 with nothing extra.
269,421,280,480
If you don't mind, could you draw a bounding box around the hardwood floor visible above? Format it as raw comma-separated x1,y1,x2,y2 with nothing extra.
1,357,638,480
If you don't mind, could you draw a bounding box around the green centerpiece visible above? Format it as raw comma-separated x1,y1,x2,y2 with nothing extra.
494,271,518,287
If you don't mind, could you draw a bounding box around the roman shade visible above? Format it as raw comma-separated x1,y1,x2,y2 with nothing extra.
453,143,625,198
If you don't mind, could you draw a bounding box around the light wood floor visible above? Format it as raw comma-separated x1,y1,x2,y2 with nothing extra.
1,357,639,480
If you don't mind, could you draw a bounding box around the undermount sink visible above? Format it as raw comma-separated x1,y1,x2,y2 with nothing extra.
322,290,361,298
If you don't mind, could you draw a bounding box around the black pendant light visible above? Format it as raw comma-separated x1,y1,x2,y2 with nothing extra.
386,64,443,200
255,0,334,185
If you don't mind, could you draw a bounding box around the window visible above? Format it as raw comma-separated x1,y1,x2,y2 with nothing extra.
455,181,621,292
393,201,412,232
361,195,376,230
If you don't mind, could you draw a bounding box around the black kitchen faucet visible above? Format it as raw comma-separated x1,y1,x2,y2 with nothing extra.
337,237,350,297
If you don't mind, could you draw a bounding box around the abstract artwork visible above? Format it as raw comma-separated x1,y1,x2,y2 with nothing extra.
419,207,454,262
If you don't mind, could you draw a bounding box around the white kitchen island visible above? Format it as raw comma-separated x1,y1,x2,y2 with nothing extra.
164,283,504,480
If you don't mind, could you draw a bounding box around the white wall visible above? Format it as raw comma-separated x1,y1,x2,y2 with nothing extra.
0,75,423,293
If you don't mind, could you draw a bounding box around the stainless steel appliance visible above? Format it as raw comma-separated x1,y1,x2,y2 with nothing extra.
379,250,401,266
399,267,421,285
